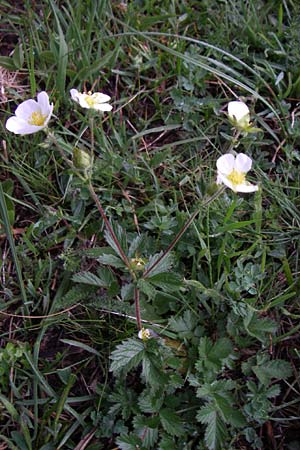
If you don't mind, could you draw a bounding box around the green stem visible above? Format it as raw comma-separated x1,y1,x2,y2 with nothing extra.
143,186,225,278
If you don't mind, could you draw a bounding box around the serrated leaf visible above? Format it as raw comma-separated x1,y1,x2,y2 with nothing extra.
110,338,145,375
138,391,164,414
169,309,202,339
83,247,110,258
197,403,227,450
72,271,107,287
137,279,157,300
144,252,174,277
214,394,246,427
244,312,277,343
133,415,159,449
104,222,128,259
52,285,94,312
196,337,233,375
266,384,281,399
116,434,142,450
142,354,168,388
209,337,233,361
160,408,184,437
108,385,138,420
147,272,182,292
128,234,145,258
253,360,292,385
98,253,125,268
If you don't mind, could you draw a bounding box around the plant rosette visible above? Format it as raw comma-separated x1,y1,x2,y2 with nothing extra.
5,91,53,135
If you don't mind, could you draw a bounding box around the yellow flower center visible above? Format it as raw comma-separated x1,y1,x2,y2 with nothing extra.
227,169,245,186
28,111,47,126
85,95,96,107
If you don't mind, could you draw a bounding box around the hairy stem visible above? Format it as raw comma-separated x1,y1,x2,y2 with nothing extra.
134,287,142,331
87,182,131,270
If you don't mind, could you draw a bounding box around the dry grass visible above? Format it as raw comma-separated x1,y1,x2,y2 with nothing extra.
0,66,29,104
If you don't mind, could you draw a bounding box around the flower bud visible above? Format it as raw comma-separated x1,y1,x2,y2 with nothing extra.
130,257,146,271
227,101,251,130
73,148,92,170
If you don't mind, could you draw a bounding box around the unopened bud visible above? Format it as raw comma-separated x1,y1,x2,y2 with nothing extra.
130,257,146,271
73,148,92,170
227,101,251,131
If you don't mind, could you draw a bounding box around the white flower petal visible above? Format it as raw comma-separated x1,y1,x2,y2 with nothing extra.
216,153,235,175
91,92,111,103
37,91,52,115
70,89,80,102
15,99,39,120
6,116,44,135
234,183,258,193
92,103,113,111
234,153,252,173
228,101,249,122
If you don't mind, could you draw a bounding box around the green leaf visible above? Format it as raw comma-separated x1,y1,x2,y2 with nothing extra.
147,272,182,292
72,271,108,287
0,393,19,420
110,338,145,375
138,391,164,414
49,0,68,96
1,180,15,226
169,310,203,339
160,408,184,437
104,222,128,259
116,434,143,450
137,279,157,300
98,253,125,268
0,56,16,70
144,252,174,277
52,285,94,312
142,354,168,388
244,313,277,343
196,337,233,375
197,403,227,450
133,415,159,449
214,394,246,427
128,234,145,258
253,360,292,385
12,42,24,69
83,247,110,258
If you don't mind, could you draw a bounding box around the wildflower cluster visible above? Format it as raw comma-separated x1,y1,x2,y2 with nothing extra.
5,93,258,195
216,101,259,193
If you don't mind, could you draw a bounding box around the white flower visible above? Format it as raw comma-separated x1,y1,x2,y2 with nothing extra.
5,91,53,135
138,328,152,340
216,153,258,193
70,89,112,111
227,101,250,129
